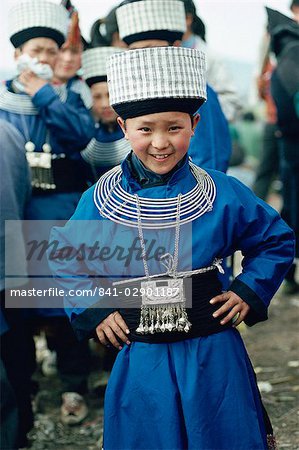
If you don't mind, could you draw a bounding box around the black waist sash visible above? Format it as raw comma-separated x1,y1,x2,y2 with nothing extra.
32,158,88,195
119,270,233,344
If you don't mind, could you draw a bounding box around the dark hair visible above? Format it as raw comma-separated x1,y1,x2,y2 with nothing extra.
181,0,206,41
90,18,110,47
119,0,141,5
181,0,196,15
90,7,119,47
290,0,299,8
242,111,255,122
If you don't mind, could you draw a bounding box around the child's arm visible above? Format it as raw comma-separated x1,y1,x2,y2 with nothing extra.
48,188,128,342
31,84,94,152
220,175,295,326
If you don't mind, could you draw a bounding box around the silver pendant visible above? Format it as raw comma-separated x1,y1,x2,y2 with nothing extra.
136,278,191,335
42,143,52,153
25,141,35,152
26,152,52,169
141,278,185,306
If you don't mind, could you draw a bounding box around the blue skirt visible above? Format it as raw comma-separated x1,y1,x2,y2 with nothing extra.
103,329,268,450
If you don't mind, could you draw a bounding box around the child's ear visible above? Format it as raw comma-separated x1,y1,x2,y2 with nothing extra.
173,40,181,47
14,48,21,60
117,117,128,139
192,113,200,134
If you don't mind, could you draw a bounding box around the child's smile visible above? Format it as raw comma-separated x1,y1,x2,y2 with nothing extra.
118,111,199,175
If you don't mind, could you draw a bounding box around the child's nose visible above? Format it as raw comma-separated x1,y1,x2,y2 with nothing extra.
152,134,169,149
102,97,110,108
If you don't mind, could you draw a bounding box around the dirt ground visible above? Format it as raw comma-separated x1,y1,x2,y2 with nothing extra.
27,283,299,450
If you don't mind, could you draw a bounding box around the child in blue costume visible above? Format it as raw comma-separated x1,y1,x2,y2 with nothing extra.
49,46,294,449
80,46,131,181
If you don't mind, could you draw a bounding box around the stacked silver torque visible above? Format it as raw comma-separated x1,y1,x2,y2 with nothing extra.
94,161,216,229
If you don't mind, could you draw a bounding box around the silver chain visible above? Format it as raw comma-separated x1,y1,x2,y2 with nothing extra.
135,193,182,279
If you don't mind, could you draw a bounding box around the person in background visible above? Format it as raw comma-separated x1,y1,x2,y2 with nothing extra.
181,0,242,122
291,0,299,21
89,7,127,49
0,0,95,426
39,1,93,425
228,112,263,189
266,5,299,294
253,34,280,201
0,120,32,448
53,7,82,83
80,46,131,181
53,0,92,108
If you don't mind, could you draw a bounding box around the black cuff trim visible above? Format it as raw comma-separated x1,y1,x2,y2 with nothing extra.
71,303,118,341
229,279,268,326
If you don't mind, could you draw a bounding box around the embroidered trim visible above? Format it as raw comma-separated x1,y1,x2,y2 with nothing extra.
93,161,216,229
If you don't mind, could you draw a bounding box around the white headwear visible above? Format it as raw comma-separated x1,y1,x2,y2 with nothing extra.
107,46,206,119
116,0,186,45
9,0,68,48
82,47,125,86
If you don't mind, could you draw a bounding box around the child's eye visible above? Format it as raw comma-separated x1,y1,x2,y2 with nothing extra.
169,126,182,131
139,127,151,132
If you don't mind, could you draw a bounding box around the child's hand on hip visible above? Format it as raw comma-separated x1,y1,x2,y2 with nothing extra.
210,291,250,327
96,311,131,350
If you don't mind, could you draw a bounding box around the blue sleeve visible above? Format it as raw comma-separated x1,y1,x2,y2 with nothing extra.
31,84,95,151
0,120,31,292
48,189,117,340
226,176,295,325
189,85,232,172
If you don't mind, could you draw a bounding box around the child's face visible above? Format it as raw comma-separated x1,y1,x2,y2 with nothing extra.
54,47,82,83
91,81,118,124
118,111,199,175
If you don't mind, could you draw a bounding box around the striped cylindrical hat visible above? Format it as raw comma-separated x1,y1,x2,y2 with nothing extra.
107,46,207,119
116,0,187,45
9,0,69,48
82,47,125,87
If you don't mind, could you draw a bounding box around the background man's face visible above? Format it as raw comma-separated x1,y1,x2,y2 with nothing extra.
16,37,59,69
